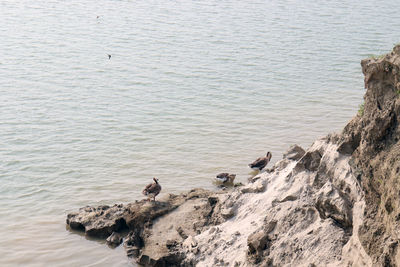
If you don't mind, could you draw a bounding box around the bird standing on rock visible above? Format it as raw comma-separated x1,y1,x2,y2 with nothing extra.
142,178,161,201
215,173,236,184
249,152,272,171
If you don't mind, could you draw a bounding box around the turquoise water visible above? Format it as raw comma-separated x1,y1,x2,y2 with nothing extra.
1,0,399,266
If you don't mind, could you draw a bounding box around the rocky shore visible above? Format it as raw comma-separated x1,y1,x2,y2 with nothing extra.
66,45,400,266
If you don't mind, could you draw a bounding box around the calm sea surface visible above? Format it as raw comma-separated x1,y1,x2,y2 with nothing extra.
1,0,399,266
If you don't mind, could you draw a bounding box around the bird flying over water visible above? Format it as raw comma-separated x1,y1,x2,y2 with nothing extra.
142,177,161,201
215,173,236,184
249,152,272,171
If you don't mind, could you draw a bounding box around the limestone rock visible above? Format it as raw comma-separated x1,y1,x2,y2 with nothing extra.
66,204,127,238
297,148,323,172
315,183,353,231
241,179,266,193
247,231,271,264
106,232,123,247
220,207,235,219
283,144,306,161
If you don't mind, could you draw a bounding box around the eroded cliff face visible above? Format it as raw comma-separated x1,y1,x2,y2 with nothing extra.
66,45,400,266
181,140,370,266
339,45,400,266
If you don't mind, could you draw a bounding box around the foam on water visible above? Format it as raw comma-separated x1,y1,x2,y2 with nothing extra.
1,0,399,265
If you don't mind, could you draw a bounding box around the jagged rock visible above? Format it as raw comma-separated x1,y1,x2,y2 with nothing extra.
279,195,297,202
67,188,224,265
273,158,291,171
315,183,353,231
247,231,271,264
297,148,323,172
183,235,198,251
241,179,266,193
124,231,144,249
133,190,227,265
283,144,306,161
106,232,123,247
341,44,400,266
337,133,361,155
248,175,261,183
66,204,128,238
220,207,235,219
126,246,140,258
124,231,143,258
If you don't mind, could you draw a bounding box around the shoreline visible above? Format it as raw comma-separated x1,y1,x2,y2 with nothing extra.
66,136,371,266
67,45,400,266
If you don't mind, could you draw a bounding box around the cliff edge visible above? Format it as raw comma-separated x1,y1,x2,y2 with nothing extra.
66,45,400,266
339,45,400,266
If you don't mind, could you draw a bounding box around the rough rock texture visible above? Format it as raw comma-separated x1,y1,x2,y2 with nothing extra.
67,189,227,265
66,45,400,266
283,144,306,161
67,141,370,266
338,45,400,266
67,204,128,238
181,140,371,267
106,232,123,247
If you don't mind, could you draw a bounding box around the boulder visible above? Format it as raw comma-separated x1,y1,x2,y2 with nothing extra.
283,144,306,161
106,232,123,247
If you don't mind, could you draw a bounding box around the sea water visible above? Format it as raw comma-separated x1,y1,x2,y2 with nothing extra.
1,0,399,266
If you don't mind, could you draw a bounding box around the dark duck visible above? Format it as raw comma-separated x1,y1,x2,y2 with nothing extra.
249,152,272,171
142,177,161,201
215,173,236,184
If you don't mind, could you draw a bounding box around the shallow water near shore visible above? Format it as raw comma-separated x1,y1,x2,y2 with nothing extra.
1,0,400,266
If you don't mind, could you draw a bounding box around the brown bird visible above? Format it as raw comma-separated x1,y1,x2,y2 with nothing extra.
142,177,161,201
249,152,272,171
215,173,236,184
